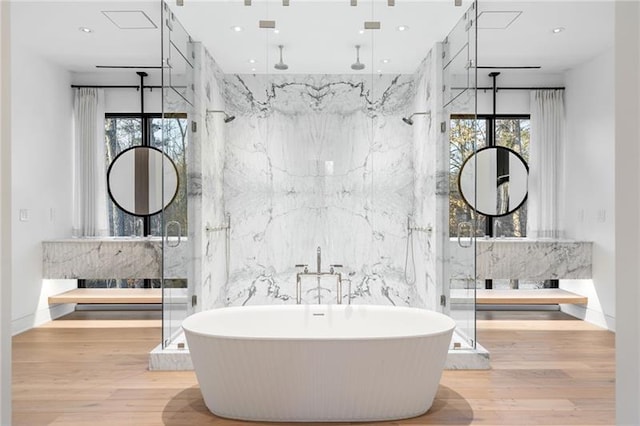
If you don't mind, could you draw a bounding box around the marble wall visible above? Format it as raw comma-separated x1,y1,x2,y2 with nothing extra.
219,73,431,307
409,45,449,312
189,43,229,311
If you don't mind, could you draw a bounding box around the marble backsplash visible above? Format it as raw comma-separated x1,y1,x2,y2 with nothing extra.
219,73,427,307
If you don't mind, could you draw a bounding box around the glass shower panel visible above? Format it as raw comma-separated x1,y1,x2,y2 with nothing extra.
444,2,477,349
161,1,193,348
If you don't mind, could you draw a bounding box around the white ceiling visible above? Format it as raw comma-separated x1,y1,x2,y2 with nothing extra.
10,0,614,75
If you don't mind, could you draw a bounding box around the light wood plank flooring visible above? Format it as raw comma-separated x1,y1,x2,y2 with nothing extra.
12,310,615,425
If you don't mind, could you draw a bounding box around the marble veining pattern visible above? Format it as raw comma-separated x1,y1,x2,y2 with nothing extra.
42,238,187,280
220,73,424,307
189,43,229,312
449,239,593,281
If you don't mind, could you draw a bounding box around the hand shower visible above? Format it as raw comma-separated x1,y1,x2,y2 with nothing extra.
274,45,289,71
351,45,365,71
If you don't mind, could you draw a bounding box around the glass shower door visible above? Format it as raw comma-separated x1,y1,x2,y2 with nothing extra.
160,1,194,348
443,1,478,349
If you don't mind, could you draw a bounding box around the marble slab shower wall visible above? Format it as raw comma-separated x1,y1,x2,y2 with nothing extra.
221,73,424,307
409,45,447,312
189,43,229,311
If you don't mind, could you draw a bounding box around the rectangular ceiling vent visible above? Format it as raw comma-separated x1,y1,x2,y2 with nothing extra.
102,11,158,30
477,11,522,30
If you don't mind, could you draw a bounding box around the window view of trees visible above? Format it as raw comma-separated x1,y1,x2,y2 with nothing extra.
449,117,486,237
86,115,188,289
494,119,530,238
150,117,188,237
105,117,143,238
104,115,188,238
449,116,530,238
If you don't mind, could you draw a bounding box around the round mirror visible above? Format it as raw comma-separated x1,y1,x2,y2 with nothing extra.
107,146,179,217
458,146,529,217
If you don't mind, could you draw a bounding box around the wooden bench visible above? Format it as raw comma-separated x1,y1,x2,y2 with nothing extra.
451,289,588,305
48,288,162,305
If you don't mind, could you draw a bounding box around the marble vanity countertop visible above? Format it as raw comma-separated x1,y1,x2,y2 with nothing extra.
449,238,593,280
43,237,188,280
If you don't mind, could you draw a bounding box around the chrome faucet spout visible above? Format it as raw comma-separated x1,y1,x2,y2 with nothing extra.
317,246,321,273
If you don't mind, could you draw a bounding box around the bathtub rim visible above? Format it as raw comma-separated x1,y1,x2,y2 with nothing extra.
182,304,456,342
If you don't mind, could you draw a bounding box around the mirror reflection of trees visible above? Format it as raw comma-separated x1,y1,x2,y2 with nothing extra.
449,116,530,238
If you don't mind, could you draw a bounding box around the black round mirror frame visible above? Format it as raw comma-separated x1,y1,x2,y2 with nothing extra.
106,145,180,217
457,145,529,218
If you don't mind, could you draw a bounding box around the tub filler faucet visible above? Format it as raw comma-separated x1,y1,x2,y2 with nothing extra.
295,247,346,305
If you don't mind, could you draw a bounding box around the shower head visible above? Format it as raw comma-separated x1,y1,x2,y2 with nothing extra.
402,111,430,126
207,110,236,124
351,45,365,71
275,45,289,71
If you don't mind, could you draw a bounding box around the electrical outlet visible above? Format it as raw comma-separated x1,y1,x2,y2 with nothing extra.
19,209,29,222
597,209,606,223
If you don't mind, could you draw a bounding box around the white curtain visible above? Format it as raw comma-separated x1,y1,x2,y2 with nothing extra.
72,88,108,237
527,90,565,239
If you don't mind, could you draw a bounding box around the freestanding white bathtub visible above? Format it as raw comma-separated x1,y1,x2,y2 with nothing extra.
182,304,455,422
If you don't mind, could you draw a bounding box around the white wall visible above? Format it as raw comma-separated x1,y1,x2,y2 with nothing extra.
560,49,615,330
0,1,12,423
615,1,640,424
10,43,76,334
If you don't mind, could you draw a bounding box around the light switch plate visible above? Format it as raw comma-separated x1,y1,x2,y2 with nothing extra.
19,209,29,222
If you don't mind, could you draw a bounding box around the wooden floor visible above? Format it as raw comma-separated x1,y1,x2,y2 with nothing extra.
12,310,615,426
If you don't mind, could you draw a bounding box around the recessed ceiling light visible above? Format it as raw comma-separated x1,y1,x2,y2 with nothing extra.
248,59,256,64
359,29,365,35
397,25,409,32
377,69,382,73
231,26,243,32
273,29,280,34
381,59,390,64
552,27,565,34
79,27,93,33
251,68,256,72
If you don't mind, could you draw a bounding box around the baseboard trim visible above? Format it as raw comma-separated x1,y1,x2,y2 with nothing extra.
11,303,76,335
561,304,616,331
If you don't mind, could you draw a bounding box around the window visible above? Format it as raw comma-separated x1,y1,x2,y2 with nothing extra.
105,114,188,238
449,115,530,238
82,114,188,289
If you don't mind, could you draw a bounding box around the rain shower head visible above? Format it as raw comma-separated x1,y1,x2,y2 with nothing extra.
351,45,365,71
207,110,236,124
275,45,289,71
402,111,430,126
